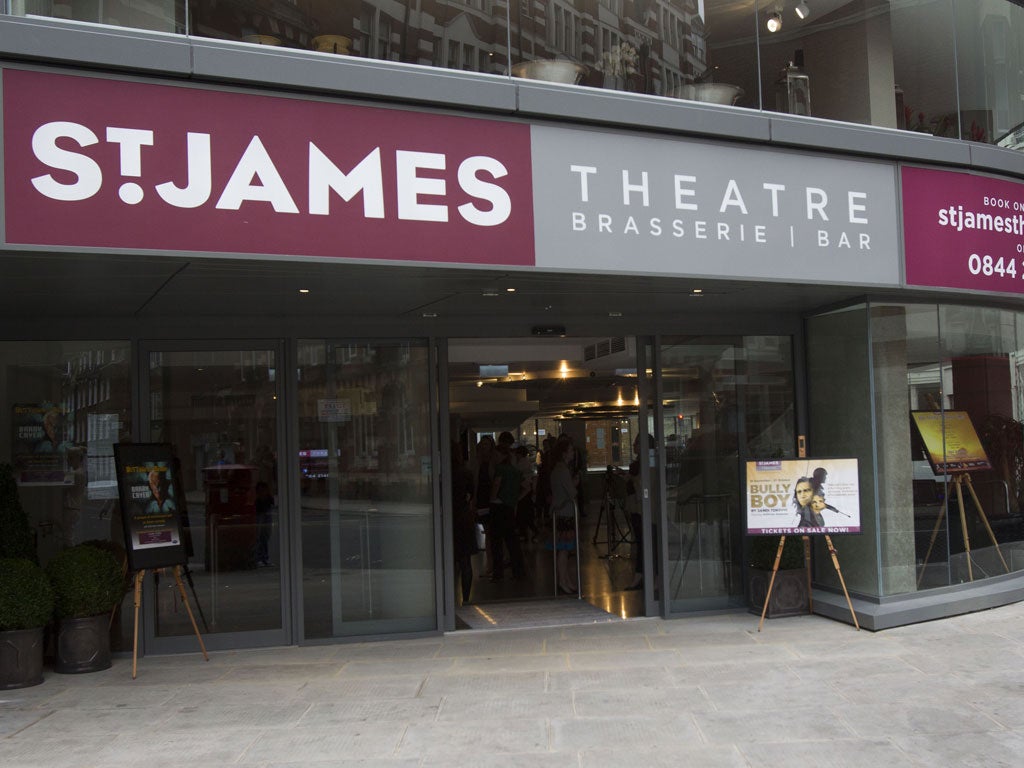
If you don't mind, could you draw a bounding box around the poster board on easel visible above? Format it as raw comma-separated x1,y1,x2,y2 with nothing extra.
910,410,991,475
909,412,1008,584
113,443,207,677
745,457,862,632
745,457,862,535
113,443,188,571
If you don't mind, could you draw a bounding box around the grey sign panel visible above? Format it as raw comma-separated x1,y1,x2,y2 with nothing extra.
531,124,901,286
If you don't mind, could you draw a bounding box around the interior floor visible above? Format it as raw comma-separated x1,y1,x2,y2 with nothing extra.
454,488,646,630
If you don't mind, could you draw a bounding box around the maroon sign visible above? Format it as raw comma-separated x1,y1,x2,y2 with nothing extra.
902,165,1024,294
3,69,535,266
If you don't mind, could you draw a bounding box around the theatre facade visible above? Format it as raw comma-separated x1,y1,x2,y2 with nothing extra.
2,1,1024,653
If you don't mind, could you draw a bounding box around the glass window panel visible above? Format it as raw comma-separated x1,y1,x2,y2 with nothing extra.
685,0,759,107
937,305,1024,584
743,336,796,459
0,340,133,648
148,349,282,637
956,0,1024,147
814,302,1024,597
513,1,758,103
298,340,435,638
893,0,958,137
661,335,793,613
10,0,185,34
760,0,900,127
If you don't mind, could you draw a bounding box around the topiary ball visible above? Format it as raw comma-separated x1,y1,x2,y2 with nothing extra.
0,558,55,630
46,544,125,619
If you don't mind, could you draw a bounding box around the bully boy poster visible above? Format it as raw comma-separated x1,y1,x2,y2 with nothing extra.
114,443,187,570
746,458,861,535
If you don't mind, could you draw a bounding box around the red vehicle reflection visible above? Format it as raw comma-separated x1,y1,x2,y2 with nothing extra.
203,463,258,571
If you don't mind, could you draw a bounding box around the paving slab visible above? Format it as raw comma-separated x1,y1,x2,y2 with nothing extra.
2,602,1024,767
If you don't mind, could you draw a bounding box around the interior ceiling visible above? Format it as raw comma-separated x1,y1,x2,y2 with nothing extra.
0,251,893,322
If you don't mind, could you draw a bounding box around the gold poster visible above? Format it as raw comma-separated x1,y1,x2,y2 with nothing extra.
911,411,991,474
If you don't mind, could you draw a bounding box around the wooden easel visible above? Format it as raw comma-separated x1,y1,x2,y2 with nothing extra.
131,565,209,679
917,471,1010,587
758,533,860,631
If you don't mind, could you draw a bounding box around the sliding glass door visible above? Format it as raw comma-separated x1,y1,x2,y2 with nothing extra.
659,336,796,613
141,342,288,652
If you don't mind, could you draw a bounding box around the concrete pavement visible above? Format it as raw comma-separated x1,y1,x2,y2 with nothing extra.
3,602,1024,767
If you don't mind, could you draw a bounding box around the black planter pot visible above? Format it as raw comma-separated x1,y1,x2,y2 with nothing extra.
54,614,111,674
0,627,46,689
748,567,810,618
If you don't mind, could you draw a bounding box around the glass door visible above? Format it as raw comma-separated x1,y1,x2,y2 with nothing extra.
141,343,288,652
659,336,795,613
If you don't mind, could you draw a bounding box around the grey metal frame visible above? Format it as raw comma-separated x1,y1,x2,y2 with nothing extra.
137,338,291,655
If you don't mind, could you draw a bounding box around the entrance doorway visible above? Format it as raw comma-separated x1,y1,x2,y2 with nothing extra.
140,343,288,652
447,337,650,627
659,336,797,612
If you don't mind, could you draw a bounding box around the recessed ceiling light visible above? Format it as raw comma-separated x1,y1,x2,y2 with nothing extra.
422,312,438,318
609,311,623,317
482,290,499,297
506,287,516,293
692,288,703,295
299,288,310,294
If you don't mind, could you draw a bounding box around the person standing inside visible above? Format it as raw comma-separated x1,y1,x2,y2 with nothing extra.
470,436,496,576
450,444,475,603
514,444,538,543
625,434,652,590
489,443,525,582
550,439,579,594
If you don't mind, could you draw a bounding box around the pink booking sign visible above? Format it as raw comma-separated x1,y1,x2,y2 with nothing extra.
902,166,1024,294
2,69,535,266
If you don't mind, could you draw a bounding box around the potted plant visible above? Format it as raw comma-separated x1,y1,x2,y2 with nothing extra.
748,535,809,618
0,558,54,689
46,543,126,673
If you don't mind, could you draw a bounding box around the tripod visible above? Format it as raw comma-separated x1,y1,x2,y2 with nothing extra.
591,470,633,559
918,472,1010,586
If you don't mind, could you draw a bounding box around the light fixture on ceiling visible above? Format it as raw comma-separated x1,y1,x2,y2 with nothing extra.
506,287,516,293
766,10,782,32
298,288,310,294
795,1,810,19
